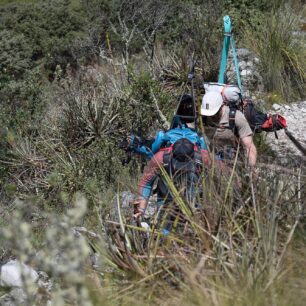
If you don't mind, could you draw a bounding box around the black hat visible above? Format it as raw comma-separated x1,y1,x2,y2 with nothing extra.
172,138,194,162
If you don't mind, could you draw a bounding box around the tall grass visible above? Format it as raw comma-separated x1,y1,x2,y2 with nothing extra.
101,161,305,305
243,2,306,100
0,156,305,305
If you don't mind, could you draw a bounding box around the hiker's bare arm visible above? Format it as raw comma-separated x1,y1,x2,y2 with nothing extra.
241,135,257,167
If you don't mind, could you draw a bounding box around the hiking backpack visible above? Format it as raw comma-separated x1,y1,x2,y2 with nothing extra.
243,100,287,134
157,138,203,208
120,125,207,160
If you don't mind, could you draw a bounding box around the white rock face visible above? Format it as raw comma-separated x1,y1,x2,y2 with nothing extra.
266,101,306,158
0,260,38,288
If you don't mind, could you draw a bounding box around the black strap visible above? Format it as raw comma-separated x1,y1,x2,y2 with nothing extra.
271,115,278,139
194,151,203,168
228,106,237,131
163,152,172,176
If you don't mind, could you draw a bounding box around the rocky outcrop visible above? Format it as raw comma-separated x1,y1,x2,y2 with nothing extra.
0,260,38,288
226,48,264,95
0,260,52,306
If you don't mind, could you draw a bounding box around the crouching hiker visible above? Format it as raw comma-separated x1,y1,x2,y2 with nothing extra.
201,89,257,169
132,136,226,221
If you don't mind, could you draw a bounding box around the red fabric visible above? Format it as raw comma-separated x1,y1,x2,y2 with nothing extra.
262,114,287,130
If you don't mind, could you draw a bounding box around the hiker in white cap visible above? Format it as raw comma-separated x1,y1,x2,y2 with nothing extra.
200,90,257,168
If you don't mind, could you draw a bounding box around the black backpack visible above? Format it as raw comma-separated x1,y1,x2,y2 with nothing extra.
228,99,287,135
241,100,268,133
156,138,202,206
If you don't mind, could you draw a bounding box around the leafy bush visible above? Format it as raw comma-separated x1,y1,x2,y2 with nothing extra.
0,1,87,72
0,194,93,305
121,72,172,136
0,0,91,153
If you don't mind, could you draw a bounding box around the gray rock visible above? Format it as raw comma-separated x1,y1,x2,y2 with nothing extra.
235,48,252,59
37,271,53,292
272,103,282,111
72,227,99,239
238,61,247,70
90,253,101,270
0,265,53,306
121,191,135,208
110,191,136,222
254,57,260,64
284,105,291,110
0,260,38,288
241,69,252,77
226,48,264,92
0,288,27,306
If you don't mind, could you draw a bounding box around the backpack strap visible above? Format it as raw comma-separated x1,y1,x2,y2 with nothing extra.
162,151,172,176
194,150,203,169
221,85,238,132
228,104,237,132
243,99,269,133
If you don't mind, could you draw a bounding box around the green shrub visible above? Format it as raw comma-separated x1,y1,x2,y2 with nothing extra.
122,72,173,136
0,0,87,72
0,0,91,161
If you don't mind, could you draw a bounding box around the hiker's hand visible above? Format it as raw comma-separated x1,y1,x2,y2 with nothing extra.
133,210,144,219
133,198,147,219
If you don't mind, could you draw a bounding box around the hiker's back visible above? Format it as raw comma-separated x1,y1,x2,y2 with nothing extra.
157,138,202,209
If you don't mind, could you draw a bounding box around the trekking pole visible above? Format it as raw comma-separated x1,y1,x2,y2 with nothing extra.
188,58,198,131
284,129,306,156
170,57,197,129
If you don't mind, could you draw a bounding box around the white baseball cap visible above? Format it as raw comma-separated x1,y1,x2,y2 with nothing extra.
201,91,223,116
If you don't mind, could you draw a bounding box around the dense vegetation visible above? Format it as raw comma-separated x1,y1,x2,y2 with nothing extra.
0,0,305,305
